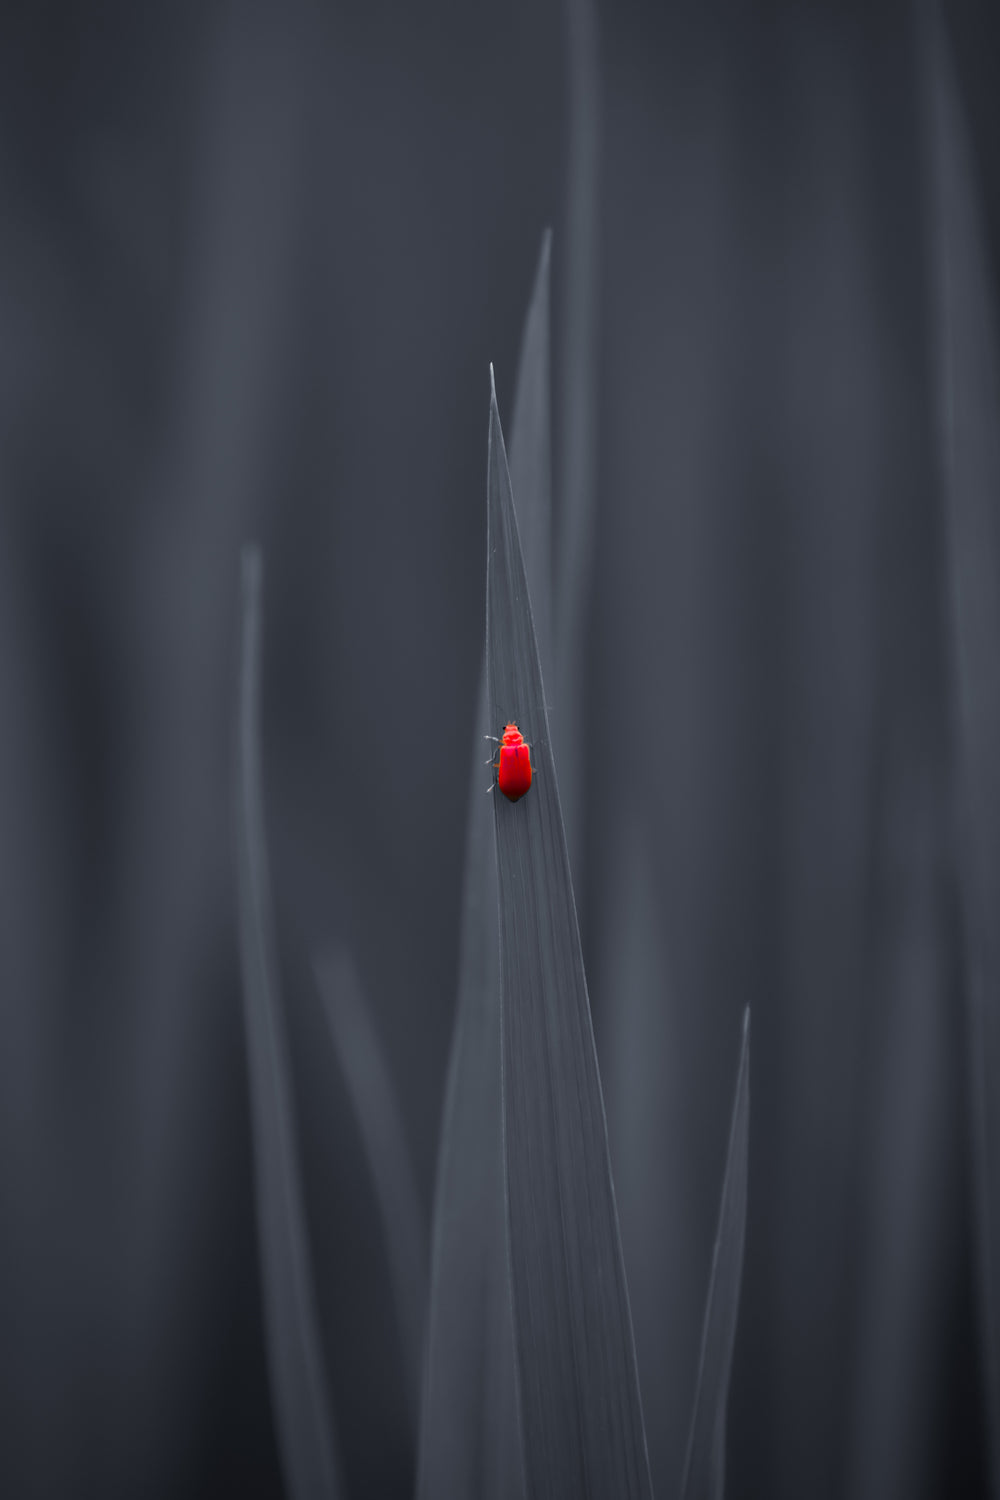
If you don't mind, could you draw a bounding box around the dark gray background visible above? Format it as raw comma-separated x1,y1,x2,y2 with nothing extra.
0,2,997,1496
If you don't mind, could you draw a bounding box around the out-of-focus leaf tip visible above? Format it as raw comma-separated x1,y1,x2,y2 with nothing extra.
235,545,344,1500
680,1007,751,1500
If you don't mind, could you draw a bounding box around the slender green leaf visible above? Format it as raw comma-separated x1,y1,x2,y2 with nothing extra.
417,239,553,1500
924,5,1000,1480
680,1009,751,1500
234,547,344,1500
314,948,427,1436
487,374,653,1500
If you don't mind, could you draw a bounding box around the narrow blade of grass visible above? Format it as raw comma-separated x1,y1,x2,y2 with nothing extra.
487,374,653,1500
314,948,427,1437
416,251,553,1500
415,660,524,1500
680,1009,751,1500
556,0,601,872
510,229,554,684
924,6,1000,1480
599,813,694,1494
235,547,344,1500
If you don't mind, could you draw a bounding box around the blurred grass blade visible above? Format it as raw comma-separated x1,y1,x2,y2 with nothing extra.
235,547,344,1500
510,229,554,683
924,4,1000,1478
416,251,554,1499
556,0,601,873
487,373,653,1500
315,948,427,1436
680,1009,751,1500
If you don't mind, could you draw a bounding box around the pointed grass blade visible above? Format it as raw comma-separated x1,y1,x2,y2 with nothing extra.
235,547,344,1500
416,254,555,1498
680,1009,751,1500
416,662,524,1500
924,6,1000,1477
486,375,654,1500
556,0,601,873
314,949,427,1437
509,229,554,685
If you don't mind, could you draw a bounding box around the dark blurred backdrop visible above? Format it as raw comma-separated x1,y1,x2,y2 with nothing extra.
1,2,998,1497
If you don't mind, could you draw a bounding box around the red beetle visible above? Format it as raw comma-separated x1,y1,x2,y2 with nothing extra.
494,722,533,802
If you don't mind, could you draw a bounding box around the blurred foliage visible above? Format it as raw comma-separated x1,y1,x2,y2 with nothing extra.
0,2,997,1497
